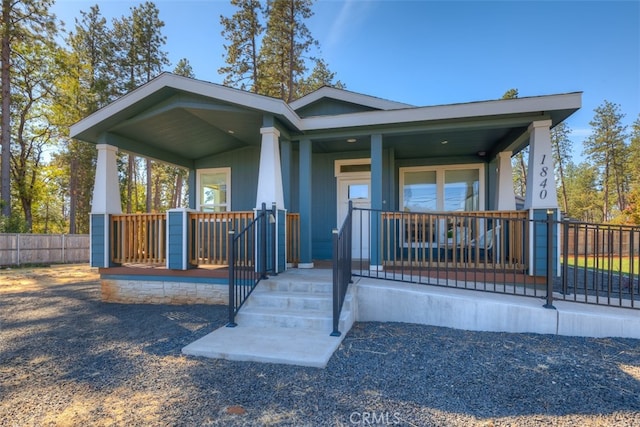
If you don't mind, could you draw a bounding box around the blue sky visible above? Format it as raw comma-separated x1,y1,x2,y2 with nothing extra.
52,0,639,160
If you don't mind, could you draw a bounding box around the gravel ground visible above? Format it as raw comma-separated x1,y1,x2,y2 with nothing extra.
1,265,640,426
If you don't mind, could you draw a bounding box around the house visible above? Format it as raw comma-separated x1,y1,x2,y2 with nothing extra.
70,72,582,305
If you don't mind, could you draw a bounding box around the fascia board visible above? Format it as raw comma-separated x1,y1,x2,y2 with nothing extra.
299,92,582,131
70,73,303,139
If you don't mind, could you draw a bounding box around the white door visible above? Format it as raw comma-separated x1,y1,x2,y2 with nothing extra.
337,177,371,259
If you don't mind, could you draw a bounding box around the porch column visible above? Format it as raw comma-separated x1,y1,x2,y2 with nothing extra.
524,120,557,210
188,169,196,210
299,138,313,268
256,126,285,209
524,120,559,277
280,139,292,209
370,134,383,270
90,142,122,268
496,151,516,210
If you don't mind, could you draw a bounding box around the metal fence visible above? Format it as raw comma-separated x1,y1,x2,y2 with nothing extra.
347,207,640,311
0,234,90,267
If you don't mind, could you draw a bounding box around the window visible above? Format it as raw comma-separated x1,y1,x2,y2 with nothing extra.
197,168,230,212
400,164,484,245
400,164,484,212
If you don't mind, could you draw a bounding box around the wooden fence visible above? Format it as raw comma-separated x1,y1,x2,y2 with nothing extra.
0,234,90,266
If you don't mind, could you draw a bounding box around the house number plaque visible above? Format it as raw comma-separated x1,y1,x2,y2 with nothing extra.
539,154,549,200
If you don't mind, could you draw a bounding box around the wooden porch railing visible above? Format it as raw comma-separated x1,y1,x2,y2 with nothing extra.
189,211,302,267
111,213,167,264
287,213,300,265
380,210,529,270
189,211,254,266
109,211,301,267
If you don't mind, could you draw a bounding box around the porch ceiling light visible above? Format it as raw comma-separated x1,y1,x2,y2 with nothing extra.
441,140,449,145
228,130,235,134
347,138,357,143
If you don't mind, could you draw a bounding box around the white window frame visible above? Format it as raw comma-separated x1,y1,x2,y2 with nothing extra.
399,163,485,212
196,167,231,212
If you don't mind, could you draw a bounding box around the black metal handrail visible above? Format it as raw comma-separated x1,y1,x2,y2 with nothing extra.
227,203,277,327
331,201,353,336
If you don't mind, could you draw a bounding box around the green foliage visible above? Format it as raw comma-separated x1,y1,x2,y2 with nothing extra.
0,211,29,233
583,100,629,220
220,0,342,100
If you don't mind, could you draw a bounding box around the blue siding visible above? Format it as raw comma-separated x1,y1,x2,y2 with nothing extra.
532,209,558,276
295,99,377,118
90,214,105,268
310,150,393,260
167,211,185,270
195,146,260,210
278,209,286,272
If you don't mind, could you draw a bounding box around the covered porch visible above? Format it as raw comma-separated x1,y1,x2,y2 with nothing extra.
70,74,583,299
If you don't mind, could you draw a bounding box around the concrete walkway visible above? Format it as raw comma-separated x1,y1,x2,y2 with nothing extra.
183,268,640,368
182,269,354,368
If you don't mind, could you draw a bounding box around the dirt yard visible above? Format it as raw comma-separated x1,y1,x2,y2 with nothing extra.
0,263,100,293
1,264,640,426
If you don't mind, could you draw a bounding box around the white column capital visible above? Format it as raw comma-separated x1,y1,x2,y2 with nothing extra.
528,119,553,132
260,126,280,137
95,143,118,153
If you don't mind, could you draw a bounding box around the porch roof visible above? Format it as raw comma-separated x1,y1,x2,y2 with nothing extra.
70,73,581,166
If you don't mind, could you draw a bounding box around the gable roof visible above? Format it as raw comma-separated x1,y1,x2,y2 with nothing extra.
289,86,414,112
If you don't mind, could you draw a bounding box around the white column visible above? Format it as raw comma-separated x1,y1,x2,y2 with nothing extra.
496,151,516,210
92,144,122,214
524,120,558,210
255,126,285,209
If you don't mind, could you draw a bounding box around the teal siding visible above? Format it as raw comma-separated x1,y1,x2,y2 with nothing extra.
90,214,106,268
532,209,558,276
295,99,377,118
278,209,286,271
310,150,392,260
167,211,185,270
195,146,260,210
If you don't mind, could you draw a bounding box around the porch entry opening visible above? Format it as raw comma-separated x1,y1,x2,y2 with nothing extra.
336,159,371,260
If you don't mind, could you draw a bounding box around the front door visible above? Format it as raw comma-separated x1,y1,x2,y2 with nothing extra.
337,176,371,259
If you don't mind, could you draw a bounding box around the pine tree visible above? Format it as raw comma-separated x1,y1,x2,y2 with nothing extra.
219,0,263,92
296,58,344,96
1,0,56,223
583,100,629,220
257,0,317,101
551,122,573,214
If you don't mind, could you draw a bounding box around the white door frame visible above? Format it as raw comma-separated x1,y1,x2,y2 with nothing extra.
336,159,371,259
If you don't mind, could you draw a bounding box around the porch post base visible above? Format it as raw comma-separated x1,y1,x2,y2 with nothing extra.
298,262,314,269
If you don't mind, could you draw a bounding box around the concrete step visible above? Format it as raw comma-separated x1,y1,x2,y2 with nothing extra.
236,306,333,331
259,278,332,295
182,325,344,368
247,289,334,311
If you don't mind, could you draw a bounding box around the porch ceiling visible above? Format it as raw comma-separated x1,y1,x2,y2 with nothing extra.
73,90,267,166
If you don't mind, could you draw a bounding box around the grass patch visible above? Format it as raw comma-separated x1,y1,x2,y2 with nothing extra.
563,255,640,275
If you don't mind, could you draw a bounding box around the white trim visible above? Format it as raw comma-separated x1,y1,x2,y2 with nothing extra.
196,167,231,212
70,73,302,139
334,158,371,177
399,163,486,212
70,73,581,142
299,93,582,132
